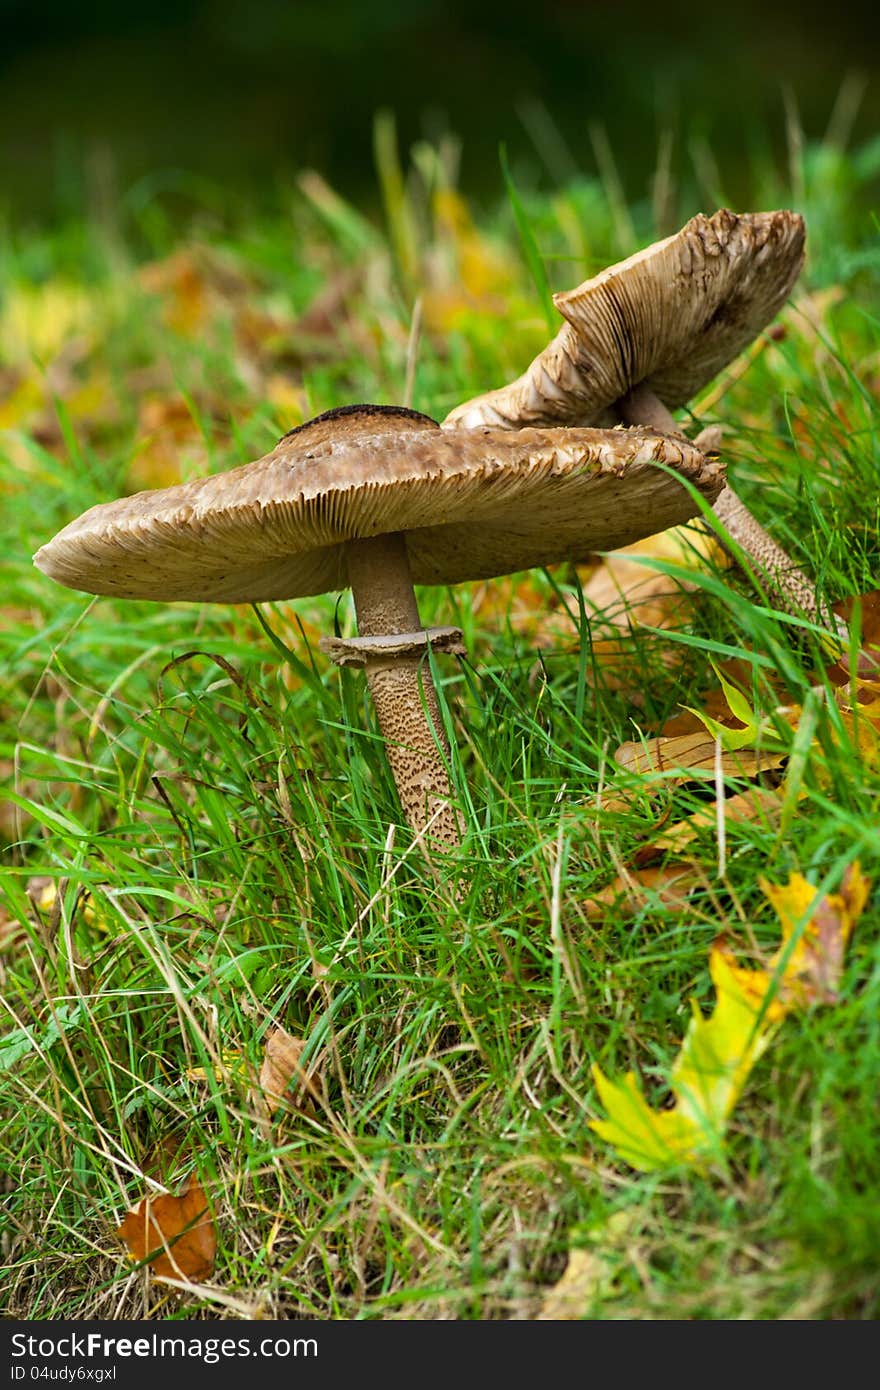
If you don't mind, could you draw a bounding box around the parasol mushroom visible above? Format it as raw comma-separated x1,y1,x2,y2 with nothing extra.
34,403,722,856
445,208,838,634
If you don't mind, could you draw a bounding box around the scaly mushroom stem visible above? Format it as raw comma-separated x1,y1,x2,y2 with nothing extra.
344,532,464,852
709,487,826,627
616,384,828,630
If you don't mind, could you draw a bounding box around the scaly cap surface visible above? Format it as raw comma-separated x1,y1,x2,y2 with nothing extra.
444,209,805,429
34,406,723,603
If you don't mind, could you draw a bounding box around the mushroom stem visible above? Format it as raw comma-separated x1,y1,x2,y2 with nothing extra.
617,383,679,435
345,532,464,852
709,486,826,628
616,383,829,631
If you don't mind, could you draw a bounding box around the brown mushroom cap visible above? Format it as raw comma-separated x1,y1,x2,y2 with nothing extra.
34,406,723,604
444,208,805,430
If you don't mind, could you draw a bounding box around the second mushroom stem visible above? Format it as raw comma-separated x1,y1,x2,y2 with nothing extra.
616,384,826,629
345,532,464,853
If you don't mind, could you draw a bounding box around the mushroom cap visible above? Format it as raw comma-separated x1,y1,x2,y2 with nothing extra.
33,404,723,604
444,208,805,429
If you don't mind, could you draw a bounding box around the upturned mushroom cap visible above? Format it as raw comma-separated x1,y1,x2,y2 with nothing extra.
444,208,805,429
34,405,723,603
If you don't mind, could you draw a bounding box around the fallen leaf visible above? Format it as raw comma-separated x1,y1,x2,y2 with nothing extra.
277,263,363,360
590,862,869,1172
127,396,204,491
633,787,784,864
258,1025,320,1115
422,187,514,333
838,690,880,753
656,655,792,739
0,905,28,954
649,656,880,793
827,589,880,682
537,1247,610,1318
614,730,788,784
679,660,792,751
184,1050,246,1085
720,861,869,1016
233,304,295,361
116,1176,216,1281
581,525,725,634
264,374,308,432
584,862,703,920
0,371,46,432
141,1133,187,1183
465,569,585,648
0,281,94,363
536,1212,634,1318
590,945,775,1172
556,528,729,697
139,250,210,338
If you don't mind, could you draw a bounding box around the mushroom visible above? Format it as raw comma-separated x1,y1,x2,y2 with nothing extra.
34,403,723,855
445,208,836,633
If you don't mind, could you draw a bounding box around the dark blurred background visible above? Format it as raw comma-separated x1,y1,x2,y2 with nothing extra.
2,0,879,223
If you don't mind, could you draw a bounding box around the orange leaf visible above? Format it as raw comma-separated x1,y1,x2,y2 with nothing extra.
116,1177,216,1281
127,396,204,491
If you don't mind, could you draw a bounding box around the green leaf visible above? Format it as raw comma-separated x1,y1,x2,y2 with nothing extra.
0,1004,84,1074
682,661,788,751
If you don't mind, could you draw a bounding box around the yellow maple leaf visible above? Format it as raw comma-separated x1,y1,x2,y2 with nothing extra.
591,951,774,1172
590,863,868,1172
721,862,868,1018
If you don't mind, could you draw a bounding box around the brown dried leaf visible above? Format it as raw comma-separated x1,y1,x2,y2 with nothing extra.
233,305,297,363
289,263,363,343
563,528,727,697
582,526,725,634
116,1177,216,1281
827,589,880,683
139,250,211,337
614,731,787,784
127,396,205,492
0,904,28,954
584,862,702,920
584,558,697,632
465,569,584,647
536,1213,633,1318
634,787,785,865
258,1025,320,1116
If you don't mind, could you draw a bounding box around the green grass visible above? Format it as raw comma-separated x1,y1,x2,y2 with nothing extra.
1,122,879,1320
